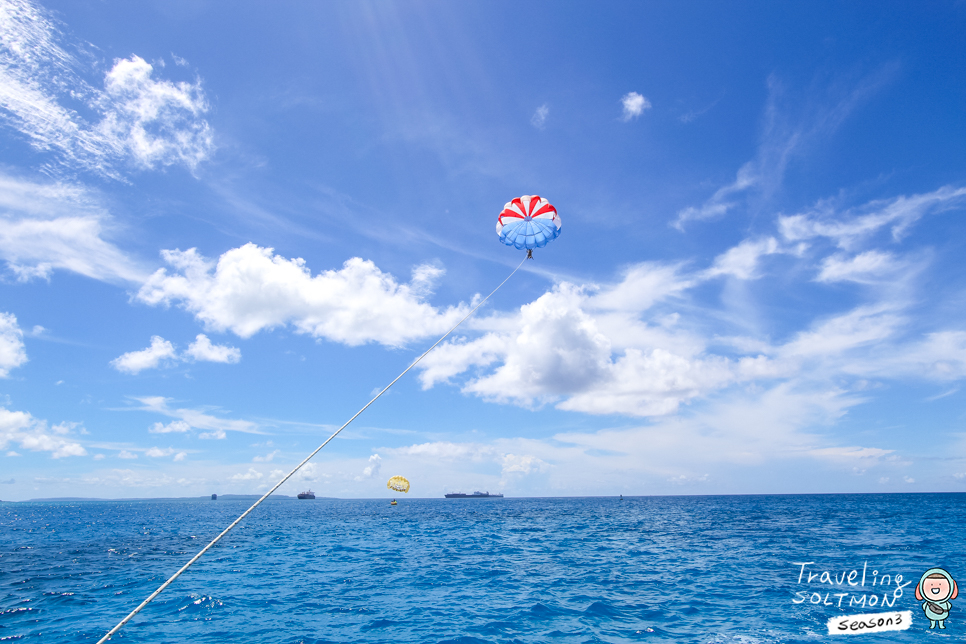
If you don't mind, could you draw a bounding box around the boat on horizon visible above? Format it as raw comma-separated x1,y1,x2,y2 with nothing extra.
297,490,315,500
444,491,503,499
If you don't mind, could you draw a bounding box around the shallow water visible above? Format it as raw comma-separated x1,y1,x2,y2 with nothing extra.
1,494,964,642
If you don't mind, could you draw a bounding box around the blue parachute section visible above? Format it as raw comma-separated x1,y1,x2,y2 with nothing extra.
498,217,561,250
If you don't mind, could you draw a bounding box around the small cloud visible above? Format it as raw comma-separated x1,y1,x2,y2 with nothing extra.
621,92,651,121
150,420,191,434
878,477,889,484
253,449,279,463
6,451,20,457
93,453,105,460
231,467,263,481
359,453,382,479
118,450,138,459
145,446,176,458
501,453,549,475
199,429,226,440
0,313,28,378
904,476,915,484
0,478,14,484
111,336,177,374
184,334,241,364
173,451,187,462
531,104,549,129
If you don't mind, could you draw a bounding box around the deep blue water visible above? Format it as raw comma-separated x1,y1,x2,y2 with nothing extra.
1,494,965,643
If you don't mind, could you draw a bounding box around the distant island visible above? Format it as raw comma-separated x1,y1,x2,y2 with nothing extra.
18,494,337,502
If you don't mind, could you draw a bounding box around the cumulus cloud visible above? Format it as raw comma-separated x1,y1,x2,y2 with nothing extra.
420,282,745,417
415,179,966,420
184,334,241,363
94,55,212,171
111,336,177,374
136,244,469,346
0,405,86,458
145,447,186,460
149,420,191,434
621,92,651,121
358,453,381,480
232,468,263,481
0,313,27,377
112,334,241,374
0,174,147,284
0,0,213,177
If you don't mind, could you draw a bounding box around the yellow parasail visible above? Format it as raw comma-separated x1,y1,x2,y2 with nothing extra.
387,475,410,493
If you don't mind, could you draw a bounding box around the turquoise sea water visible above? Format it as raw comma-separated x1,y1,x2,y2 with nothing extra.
2,494,965,643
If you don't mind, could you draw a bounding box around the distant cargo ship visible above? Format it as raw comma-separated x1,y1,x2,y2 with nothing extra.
297,490,315,499
444,491,503,498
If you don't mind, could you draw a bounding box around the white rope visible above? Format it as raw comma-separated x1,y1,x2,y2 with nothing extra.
96,255,529,643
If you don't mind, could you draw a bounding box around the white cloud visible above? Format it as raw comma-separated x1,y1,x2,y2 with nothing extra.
671,72,892,231
135,395,258,436
113,334,242,374
136,244,469,346
149,420,191,434
501,453,549,475
0,313,27,377
703,237,781,280
95,55,213,171
0,0,212,177
0,174,147,284
621,92,651,121
0,405,86,458
815,251,903,284
110,336,177,374
144,446,186,461
117,450,137,459
420,282,743,417
358,453,381,480
673,162,758,230
778,185,966,250
232,468,263,481
252,449,279,463
531,104,549,129
184,334,241,364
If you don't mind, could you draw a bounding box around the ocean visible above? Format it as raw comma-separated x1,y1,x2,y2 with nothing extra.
1,494,964,643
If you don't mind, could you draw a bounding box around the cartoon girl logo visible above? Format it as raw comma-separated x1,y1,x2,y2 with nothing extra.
916,567,958,629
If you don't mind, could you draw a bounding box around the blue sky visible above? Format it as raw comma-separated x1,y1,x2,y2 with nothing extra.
2,0,966,500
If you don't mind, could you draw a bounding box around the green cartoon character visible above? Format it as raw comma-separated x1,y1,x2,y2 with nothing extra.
916,567,958,629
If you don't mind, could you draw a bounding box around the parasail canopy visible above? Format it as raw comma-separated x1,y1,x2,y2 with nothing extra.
496,195,561,250
387,475,410,493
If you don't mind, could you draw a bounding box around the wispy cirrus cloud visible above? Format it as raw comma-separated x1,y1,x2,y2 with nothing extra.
0,174,148,283
133,395,260,438
672,69,895,231
0,0,213,178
